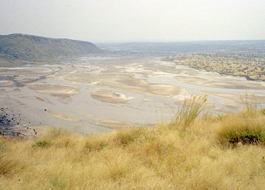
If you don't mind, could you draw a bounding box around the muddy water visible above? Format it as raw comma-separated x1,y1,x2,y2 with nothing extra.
0,55,265,134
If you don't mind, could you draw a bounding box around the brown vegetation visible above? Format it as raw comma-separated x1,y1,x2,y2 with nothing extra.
164,53,265,81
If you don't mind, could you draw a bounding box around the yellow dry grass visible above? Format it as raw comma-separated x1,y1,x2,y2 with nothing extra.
1,101,265,189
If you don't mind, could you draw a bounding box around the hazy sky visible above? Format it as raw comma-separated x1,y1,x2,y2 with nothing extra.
0,0,264,43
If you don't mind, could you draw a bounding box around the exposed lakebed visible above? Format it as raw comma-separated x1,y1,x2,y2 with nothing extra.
1,55,265,137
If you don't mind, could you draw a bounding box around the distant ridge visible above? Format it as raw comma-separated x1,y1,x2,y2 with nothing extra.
0,34,103,65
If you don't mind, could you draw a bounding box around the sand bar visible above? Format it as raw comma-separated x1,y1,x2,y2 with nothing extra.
88,88,133,103
28,83,81,99
49,111,80,122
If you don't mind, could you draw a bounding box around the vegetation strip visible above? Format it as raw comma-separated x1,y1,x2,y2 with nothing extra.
1,95,265,189
164,53,265,81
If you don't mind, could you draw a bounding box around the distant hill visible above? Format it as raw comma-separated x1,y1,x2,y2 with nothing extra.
0,34,103,66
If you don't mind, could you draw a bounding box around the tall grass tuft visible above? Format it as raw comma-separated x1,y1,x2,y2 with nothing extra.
175,94,209,129
240,92,257,116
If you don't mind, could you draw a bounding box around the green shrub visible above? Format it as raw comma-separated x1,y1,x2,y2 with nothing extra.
222,128,265,145
217,93,265,146
216,112,265,146
33,140,51,148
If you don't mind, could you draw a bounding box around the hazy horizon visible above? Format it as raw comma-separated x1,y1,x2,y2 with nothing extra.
1,0,264,43
4,33,265,44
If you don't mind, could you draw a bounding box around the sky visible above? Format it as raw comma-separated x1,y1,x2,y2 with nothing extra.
0,0,265,43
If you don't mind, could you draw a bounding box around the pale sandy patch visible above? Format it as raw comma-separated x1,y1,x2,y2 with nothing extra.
27,83,81,99
174,74,265,90
85,115,129,129
203,91,265,107
195,90,240,100
193,90,265,112
88,88,133,103
195,90,241,108
143,98,152,102
49,111,80,122
147,84,182,97
51,72,185,97
13,88,21,92
170,87,190,103
0,80,15,86
35,96,48,102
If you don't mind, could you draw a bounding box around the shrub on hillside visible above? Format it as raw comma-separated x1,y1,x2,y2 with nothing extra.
216,93,265,146
216,111,265,146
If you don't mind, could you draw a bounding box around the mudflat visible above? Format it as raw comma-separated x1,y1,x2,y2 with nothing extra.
0,55,265,137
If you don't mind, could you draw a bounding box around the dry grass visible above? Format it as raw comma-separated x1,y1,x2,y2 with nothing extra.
1,99,265,189
216,93,265,146
216,110,265,146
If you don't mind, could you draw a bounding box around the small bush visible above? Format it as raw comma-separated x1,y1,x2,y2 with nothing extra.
175,94,209,129
115,127,145,145
220,127,265,145
84,140,108,152
216,112,265,146
33,140,51,148
217,93,265,146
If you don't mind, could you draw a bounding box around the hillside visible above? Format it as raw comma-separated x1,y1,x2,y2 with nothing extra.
0,34,102,66
0,95,265,189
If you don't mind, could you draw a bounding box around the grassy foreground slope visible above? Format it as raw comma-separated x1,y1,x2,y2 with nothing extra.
1,96,265,189
0,34,102,66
